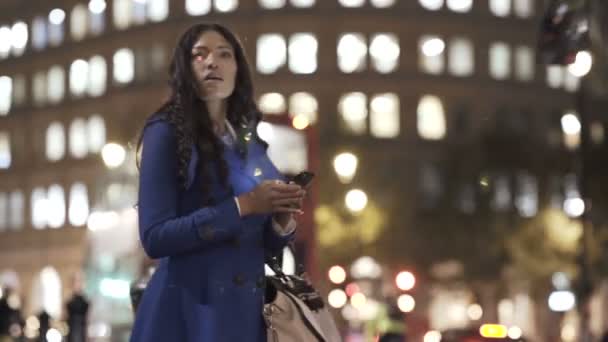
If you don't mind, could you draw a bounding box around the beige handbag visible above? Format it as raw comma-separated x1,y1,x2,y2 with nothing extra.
263,261,342,342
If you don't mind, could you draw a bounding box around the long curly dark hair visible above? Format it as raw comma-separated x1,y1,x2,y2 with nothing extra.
137,23,264,203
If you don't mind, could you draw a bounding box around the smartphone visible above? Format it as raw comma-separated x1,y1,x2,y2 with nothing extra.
291,171,315,187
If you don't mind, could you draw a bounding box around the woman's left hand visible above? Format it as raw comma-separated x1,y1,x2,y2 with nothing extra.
273,181,305,225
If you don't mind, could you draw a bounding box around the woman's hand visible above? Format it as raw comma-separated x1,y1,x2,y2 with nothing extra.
237,180,305,216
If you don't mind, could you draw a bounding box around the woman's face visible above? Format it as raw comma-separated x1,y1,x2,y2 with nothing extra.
190,30,237,102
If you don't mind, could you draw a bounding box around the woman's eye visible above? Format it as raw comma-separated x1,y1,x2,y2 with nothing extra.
221,51,233,58
193,54,204,61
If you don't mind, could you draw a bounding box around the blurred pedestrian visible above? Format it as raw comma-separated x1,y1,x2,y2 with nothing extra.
37,310,50,342
130,22,305,342
65,293,88,342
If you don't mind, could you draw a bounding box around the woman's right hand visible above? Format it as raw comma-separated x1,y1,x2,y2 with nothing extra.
237,180,305,216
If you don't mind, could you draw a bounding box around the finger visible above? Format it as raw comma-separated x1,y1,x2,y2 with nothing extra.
272,198,302,207
272,182,302,192
270,190,304,200
274,206,303,214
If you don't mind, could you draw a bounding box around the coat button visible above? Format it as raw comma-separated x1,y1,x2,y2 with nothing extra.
233,274,245,286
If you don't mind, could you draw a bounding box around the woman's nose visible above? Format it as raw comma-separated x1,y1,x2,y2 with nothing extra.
205,54,218,69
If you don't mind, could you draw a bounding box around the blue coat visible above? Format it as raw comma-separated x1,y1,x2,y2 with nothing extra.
130,117,294,342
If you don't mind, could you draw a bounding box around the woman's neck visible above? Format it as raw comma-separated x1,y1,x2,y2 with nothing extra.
206,99,228,135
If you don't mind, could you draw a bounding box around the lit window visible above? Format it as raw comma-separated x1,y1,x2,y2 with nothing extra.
339,0,365,7
561,111,581,150
417,95,446,140
132,0,147,25
12,75,26,107
259,93,286,114
31,17,48,50
515,46,534,81
0,26,11,59
47,65,65,104
31,187,47,230
135,47,149,81
491,174,511,211
33,71,47,107
215,0,238,12
113,48,135,84
0,132,10,169
447,0,472,12
514,0,533,18
186,0,212,15
9,191,24,230
89,0,106,35
370,93,400,138
419,0,443,10
370,33,399,73
113,0,132,29
590,121,604,145
148,0,169,22
449,38,474,76
515,172,538,217
46,122,66,161
69,183,89,227
0,193,6,231
70,59,89,97
490,0,511,17
70,4,88,41
88,55,107,97
150,44,167,74
262,124,308,174
489,42,511,80
88,115,106,153
337,33,367,73
371,0,395,7
339,92,367,134
47,185,66,228
289,92,318,124
564,71,580,92
420,163,442,208
48,9,66,46
260,0,286,9
38,267,63,318
419,35,445,74
291,0,315,7
289,33,317,74
70,118,88,158
257,34,287,74
546,65,564,88
0,76,12,115
10,22,29,57
457,183,476,213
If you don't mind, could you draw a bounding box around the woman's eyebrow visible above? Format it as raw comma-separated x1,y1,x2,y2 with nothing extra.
192,44,233,51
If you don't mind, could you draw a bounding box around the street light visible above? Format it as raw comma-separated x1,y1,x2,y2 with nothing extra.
345,189,367,213
333,152,358,183
101,143,126,169
567,50,593,77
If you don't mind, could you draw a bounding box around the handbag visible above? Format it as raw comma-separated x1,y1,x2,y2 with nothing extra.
263,257,342,342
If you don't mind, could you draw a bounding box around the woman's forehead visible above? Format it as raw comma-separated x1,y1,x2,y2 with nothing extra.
192,31,232,50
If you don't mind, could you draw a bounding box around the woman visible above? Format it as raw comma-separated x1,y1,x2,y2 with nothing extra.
130,23,305,342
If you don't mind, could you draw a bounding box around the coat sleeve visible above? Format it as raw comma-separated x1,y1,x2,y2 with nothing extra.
138,120,243,259
263,217,295,259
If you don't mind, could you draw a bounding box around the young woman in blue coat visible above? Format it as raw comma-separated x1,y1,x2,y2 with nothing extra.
130,23,306,342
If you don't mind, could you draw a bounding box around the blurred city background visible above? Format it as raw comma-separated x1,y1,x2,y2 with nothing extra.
1,0,608,341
